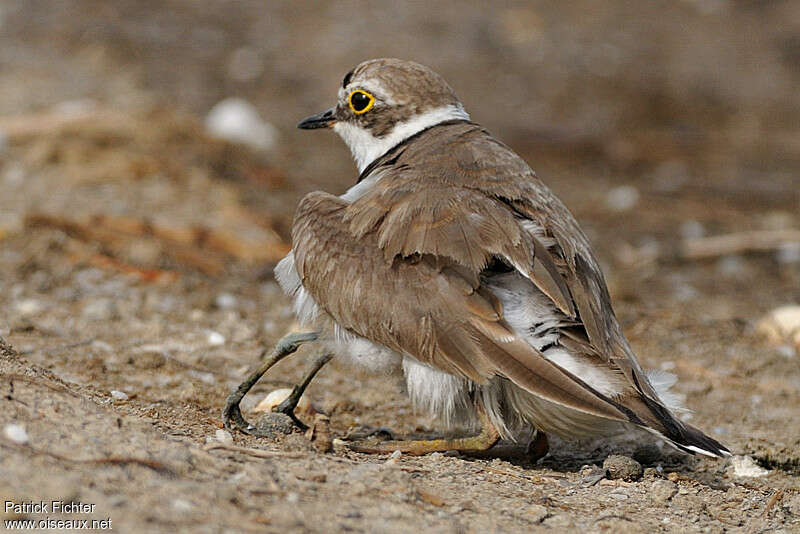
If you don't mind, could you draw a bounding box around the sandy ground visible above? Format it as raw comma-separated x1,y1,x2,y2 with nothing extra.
1,1,799,532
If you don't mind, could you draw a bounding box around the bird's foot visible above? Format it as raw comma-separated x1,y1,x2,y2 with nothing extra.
272,352,333,432
346,405,500,456
222,331,323,436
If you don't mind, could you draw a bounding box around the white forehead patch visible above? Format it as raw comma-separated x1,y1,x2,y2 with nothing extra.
340,78,395,105
333,104,469,173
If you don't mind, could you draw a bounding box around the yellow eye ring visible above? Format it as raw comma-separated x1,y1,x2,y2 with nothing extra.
348,90,375,114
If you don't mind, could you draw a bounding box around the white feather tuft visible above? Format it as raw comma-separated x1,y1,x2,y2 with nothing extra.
646,369,689,414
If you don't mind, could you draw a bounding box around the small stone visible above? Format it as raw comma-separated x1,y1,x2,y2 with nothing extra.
4,424,29,444
525,504,548,522
285,492,299,504
14,299,42,316
214,293,237,309
777,242,800,264
757,305,800,351
81,299,119,321
605,185,640,212
603,454,643,481
91,340,113,352
254,412,296,437
717,255,745,277
215,429,233,445
206,331,226,346
110,390,129,401
650,479,678,503
385,450,402,465
679,220,705,239
171,499,193,512
306,414,333,453
729,455,769,478
579,464,605,486
643,467,660,478
205,98,277,151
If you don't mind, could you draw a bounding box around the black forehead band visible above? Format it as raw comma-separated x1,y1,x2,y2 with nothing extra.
342,70,354,88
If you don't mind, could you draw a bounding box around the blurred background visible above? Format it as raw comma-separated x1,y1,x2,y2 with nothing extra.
0,1,799,531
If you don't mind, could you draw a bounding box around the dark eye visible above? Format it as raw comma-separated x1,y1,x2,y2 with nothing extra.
348,90,375,114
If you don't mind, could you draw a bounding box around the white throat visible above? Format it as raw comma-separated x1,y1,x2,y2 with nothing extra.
333,104,469,173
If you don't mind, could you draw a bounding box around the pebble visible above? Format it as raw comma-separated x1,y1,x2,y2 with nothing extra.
171,499,193,512
91,340,113,353
729,455,769,478
716,255,745,277
215,429,233,445
206,331,226,346
777,242,800,264
650,480,678,503
525,504,548,522
603,454,643,481
110,390,129,401
605,185,640,212
254,412,295,437
385,450,402,465
679,220,705,239
205,98,277,151
81,299,119,321
757,305,800,350
214,293,238,309
3,164,25,186
4,424,29,444
14,299,42,316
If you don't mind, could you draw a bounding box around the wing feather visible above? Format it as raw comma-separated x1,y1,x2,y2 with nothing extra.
293,191,628,422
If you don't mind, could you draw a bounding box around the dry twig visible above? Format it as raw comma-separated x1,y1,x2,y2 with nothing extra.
618,229,800,266
203,442,306,459
0,438,174,475
762,489,784,517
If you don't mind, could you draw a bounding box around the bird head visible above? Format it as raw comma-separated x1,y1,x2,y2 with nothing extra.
298,58,470,172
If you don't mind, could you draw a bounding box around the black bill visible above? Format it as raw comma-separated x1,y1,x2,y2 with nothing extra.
297,107,336,130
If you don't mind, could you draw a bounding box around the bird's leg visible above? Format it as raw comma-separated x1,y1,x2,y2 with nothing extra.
222,331,319,436
347,402,501,456
273,351,333,431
